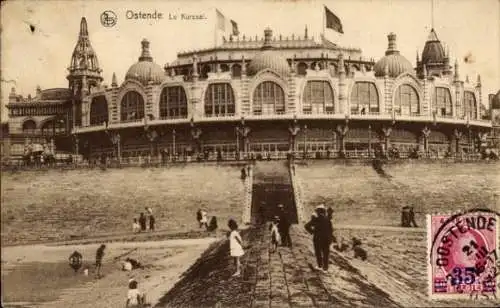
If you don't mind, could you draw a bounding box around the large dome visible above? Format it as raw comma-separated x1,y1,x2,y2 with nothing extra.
421,29,446,65
248,50,291,76
125,39,164,85
374,33,414,78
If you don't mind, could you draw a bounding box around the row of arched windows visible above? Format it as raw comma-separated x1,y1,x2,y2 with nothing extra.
21,118,65,134
87,82,478,124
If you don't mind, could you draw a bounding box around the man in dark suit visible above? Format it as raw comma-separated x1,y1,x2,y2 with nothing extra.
277,204,292,247
305,204,333,272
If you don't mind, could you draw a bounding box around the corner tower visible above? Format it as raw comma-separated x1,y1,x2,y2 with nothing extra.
416,29,452,78
67,17,103,126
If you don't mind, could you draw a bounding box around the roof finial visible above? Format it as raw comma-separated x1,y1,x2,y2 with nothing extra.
477,74,481,85
431,0,435,30
139,39,153,62
304,25,308,39
385,33,399,56
111,72,117,87
79,17,88,37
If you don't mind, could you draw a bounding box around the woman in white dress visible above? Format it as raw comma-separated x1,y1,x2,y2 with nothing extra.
228,219,244,277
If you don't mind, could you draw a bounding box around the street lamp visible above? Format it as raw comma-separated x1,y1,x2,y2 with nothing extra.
368,124,372,158
172,128,176,160
303,124,308,159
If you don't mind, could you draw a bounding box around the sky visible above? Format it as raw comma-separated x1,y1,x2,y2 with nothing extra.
1,0,499,122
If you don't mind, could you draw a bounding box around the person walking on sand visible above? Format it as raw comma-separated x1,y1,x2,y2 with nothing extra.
305,204,333,273
95,244,106,278
139,213,147,232
149,214,155,232
228,219,244,277
196,209,203,228
269,216,281,253
200,209,208,229
277,204,292,247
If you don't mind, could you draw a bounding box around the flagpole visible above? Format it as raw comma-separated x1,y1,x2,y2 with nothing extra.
214,8,217,48
322,4,325,38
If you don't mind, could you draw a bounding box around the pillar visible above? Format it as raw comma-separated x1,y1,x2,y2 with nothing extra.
288,119,300,152
421,126,431,153
381,126,392,156
336,124,349,156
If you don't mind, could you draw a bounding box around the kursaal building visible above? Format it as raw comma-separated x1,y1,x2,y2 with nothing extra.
4,15,500,162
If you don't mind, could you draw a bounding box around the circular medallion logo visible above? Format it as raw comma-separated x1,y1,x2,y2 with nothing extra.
101,11,117,27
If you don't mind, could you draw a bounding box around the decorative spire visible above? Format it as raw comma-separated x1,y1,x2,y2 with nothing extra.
476,74,481,86
338,53,345,74
139,39,153,62
68,17,102,85
111,72,117,87
416,49,419,63
454,59,460,81
192,55,199,79
304,25,308,39
465,75,469,83
79,17,89,38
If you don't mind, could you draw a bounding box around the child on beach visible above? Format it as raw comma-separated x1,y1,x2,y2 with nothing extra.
228,219,244,277
126,279,147,307
269,216,281,253
132,219,140,233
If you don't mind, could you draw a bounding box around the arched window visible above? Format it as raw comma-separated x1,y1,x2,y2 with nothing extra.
297,62,308,76
41,118,65,135
303,81,334,114
22,119,36,134
350,82,379,114
433,87,452,117
90,96,108,125
464,91,477,120
120,91,145,121
394,84,419,116
252,81,285,115
204,83,235,117
232,64,242,78
159,86,188,119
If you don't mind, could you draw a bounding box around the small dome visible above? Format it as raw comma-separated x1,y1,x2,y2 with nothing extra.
492,90,500,109
248,50,290,76
247,28,291,77
125,39,164,85
421,29,446,65
374,33,414,78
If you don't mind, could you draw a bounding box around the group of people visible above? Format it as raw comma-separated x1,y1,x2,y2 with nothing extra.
196,209,218,232
268,204,292,251
133,207,155,233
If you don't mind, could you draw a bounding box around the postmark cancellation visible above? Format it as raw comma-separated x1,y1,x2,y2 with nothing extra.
427,210,499,300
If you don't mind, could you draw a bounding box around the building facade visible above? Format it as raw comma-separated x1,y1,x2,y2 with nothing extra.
5,17,494,162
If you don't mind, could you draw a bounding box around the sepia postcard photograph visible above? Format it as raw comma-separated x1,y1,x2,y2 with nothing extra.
1,0,499,307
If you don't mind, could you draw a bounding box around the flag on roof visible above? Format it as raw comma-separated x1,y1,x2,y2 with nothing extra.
325,6,344,34
231,19,239,36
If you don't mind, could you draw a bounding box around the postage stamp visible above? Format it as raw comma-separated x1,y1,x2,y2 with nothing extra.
428,210,499,299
